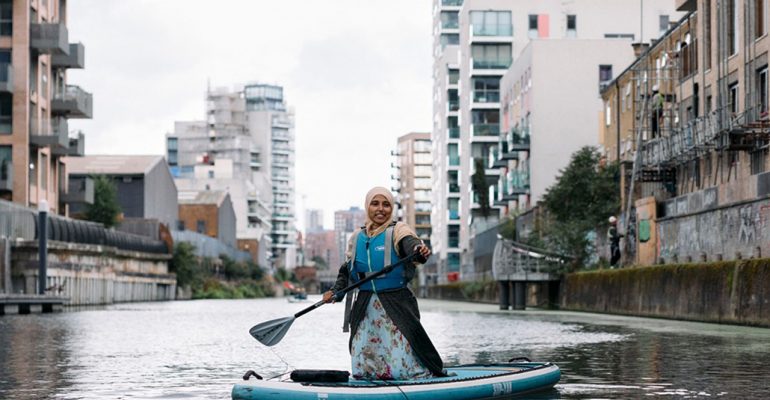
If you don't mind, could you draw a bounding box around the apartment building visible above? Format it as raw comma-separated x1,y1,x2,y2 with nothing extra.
305,208,324,234
334,207,365,265
394,132,432,243
431,0,683,282
600,0,770,265
167,86,275,269
0,0,90,215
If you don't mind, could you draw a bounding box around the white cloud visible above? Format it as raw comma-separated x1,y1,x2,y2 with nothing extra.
67,0,432,230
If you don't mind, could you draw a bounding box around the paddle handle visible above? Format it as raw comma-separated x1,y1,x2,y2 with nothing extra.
292,253,419,319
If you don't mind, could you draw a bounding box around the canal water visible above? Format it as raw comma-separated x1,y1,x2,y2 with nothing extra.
1,297,769,399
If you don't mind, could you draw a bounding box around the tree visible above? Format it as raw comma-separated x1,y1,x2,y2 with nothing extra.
471,158,491,217
171,242,199,288
311,255,328,269
85,175,121,228
539,146,620,268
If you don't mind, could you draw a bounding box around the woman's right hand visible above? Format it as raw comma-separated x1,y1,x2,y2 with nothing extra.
322,291,335,303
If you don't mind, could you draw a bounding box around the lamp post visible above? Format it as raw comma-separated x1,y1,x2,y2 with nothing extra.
38,199,48,295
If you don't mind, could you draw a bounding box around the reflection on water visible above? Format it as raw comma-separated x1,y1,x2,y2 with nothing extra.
1,297,769,399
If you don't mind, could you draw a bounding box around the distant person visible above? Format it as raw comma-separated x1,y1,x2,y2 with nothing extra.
651,85,664,138
608,216,623,267
322,187,444,380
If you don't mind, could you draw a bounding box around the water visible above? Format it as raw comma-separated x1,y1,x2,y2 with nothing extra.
1,297,769,399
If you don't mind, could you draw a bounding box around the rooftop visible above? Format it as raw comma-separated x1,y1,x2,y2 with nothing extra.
63,155,165,176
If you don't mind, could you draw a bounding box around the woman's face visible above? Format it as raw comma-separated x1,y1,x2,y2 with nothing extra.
368,194,392,226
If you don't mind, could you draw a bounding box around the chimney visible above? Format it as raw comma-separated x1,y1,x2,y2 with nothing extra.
632,42,650,58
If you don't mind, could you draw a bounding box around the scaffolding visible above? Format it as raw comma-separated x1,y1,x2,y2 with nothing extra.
624,3,770,228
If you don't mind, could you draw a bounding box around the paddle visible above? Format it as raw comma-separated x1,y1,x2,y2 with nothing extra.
249,253,419,346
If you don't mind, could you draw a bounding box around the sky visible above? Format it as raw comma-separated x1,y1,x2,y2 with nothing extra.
66,0,433,231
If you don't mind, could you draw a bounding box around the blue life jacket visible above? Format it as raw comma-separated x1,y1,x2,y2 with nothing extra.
349,225,405,292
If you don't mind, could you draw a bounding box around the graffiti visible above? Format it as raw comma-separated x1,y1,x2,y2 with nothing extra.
738,205,757,244
703,188,718,210
760,205,770,227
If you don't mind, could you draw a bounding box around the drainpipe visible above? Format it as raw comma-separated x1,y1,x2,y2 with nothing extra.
615,80,621,163
38,199,48,295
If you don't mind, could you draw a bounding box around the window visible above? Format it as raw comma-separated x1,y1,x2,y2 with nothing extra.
728,0,737,56
177,220,185,231
448,68,459,85
599,65,613,83
0,93,10,134
760,68,769,117
659,15,670,35
440,11,459,29
0,0,11,36
167,137,178,150
472,77,500,103
471,110,500,136
566,14,576,37
471,44,512,69
604,33,635,39
196,220,206,233
757,0,768,39
448,170,459,193
439,33,459,48
208,170,214,178
729,83,739,114
448,89,459,111
704,0,711,70
470,10,512,36
448,225,460,246
447,253,460,271
605,101,612,126
0,145,10,182
528,15,538,38
751,149,768,175
448,143,459,166
28,148,37,187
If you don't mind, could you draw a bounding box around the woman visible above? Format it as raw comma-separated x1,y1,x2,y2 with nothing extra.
322,187,444,380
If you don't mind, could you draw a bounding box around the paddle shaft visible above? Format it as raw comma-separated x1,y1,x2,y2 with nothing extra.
293,253,418,319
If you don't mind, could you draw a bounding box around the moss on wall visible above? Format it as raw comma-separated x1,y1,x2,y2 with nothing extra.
561,259,770,327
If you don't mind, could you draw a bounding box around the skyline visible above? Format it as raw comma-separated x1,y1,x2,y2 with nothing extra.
66,0,433,230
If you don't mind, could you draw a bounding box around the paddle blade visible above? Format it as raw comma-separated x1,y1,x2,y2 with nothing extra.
249,316,295,346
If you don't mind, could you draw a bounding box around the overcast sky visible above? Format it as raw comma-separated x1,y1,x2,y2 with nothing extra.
67,0,433,230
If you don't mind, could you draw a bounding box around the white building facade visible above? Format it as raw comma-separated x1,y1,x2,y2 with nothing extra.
431,0,685,282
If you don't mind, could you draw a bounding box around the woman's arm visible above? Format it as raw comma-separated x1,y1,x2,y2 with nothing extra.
398,236,431,264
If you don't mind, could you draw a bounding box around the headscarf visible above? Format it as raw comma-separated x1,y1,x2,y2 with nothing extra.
346,186,419,258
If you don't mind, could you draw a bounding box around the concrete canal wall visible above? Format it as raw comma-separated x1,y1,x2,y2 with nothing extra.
560,259,770,327
8,240,175,306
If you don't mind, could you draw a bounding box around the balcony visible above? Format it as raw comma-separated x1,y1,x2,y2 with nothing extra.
471,57,512,71
0,162,12,192
448,126,460,139
441,0,462,6
447,100,459,113
508,128,531,151
472,24,513,37
507,171,530,195
470,123,499,140
62,176,94,204
31,118,69,150
472,90,500,104
52,132,85,157
51,85,93,119
272,116,291,128
0,63,12,93
489,146,507,168
51,43,85,69
30,22,69,55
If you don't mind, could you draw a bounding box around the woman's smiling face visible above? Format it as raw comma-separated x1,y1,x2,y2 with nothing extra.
367,194,392,226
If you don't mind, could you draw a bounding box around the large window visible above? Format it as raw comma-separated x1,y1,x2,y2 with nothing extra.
448,170,459,193
471,44,512,69
471,110,500,136
528,15,538,38
470,10,512,36
447,253,460,271
440,11,459,29
659,15,670,36
472,77,500,103
448,143,459,166
440,33,459,48
448,198,460,221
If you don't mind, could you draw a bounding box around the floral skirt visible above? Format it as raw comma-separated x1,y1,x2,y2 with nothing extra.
350,293,430,380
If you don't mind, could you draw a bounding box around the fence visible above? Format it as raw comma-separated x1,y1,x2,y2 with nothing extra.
171,230,251,263
0,199,168,254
